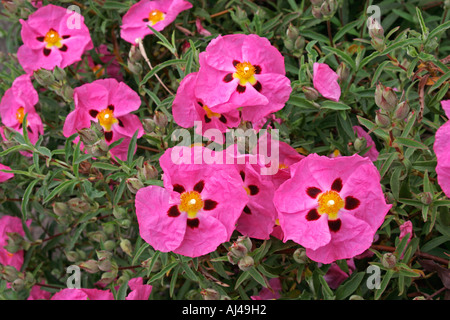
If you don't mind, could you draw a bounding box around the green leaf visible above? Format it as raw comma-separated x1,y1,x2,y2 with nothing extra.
91,162,121,171
335,272,365,300
43,180,78,204
21,179,39,220
323,46,356,71
127,130,140,165
394,137,428,150
320,101,351,111
148,261,178,283
374,270,394,300
116,280,129,300
139,59,185,86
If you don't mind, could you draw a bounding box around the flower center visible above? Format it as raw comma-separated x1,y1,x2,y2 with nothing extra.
92,64,105,78
317,190,344,220
279,163,288,170
97,108,118,132
148,9,165,25
16,107,25,124
203,105,221,119
233,62,257,85
44,29,63,49
179,191,204,218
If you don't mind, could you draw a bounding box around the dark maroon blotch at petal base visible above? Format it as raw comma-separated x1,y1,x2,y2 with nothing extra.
306,208,320,221
107,105,115,111
345,196,360,210
43,48,51,56
104,131,113,142
331,178,343,192
239,171,246,181
223,73,233,83
62,35,71,39
328,219,342,232
243,205,251,215
306,187,322,199
253,81,262,92
89,110,99,118
254,65,262,74
236,84,246,94
143,18,149,22
59,44,68,52
193,180,205,193
27,126,33,134
247,185,259,196
203,199,218,211
187,218,200,229
232,60,240,67
36,36,45,42
219,115,227,124
118,119,124,127
167,205,181,217
204,115,212,123
172,184,186,194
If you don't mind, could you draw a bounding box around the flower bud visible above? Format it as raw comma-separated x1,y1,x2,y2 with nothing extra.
367,17,384,40
126,177,144,194
53,66,67,82
381,253,397,269
154,111,168,129
238,255,254,271
87,231,107,243
419,192,433,205
310,0,324,6
103,240,116,251
79,260,99,273
234,6,248,22
137,162,158,181
0,265,19,282
119,219,132,229
227,251,240,265
375,110,391,128
67,197,91,214
128,45,142,62
141,257,162,272
349,295,364,300
236,235,252,252
98,259,112,272
65,251,79,263
294,36,305,51
229,242,248,259
337,63,350,82
34,69,56,87
446,0,450,10
286,24,299,41
353,137,367,152
394,101,410,121
302,86,320,101
120,239,133,257
78,128,99,146
102,222,115,235
127,59,143,75
3,2,18,14
142,118,156,133
293,248,308,264
321,0,337,19
311,5,323,19
113,206,126,219
97,250,113,261
53,202,69,217
98,271,116,286
375,84,398,112
201,288,221,300
11,278,25,291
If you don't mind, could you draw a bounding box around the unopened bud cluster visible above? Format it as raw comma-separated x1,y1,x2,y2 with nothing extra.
368,17,385,52
227,236,254,271
374,83,410,131
284,24,305,57
34,67,74,102
311,0,338,20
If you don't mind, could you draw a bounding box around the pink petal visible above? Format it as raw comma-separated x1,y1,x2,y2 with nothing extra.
313,62,341,102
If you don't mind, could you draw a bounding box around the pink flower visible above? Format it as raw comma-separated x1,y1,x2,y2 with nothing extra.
120,0,193,44
353,126,379,161
195,34,292,123
51,288,114,300
434,100,450,197
125,277,152,300
195,18,211,36
399,221,413,243
250,278,282,300
0,216,26,270
0,74,43,144
63,79,144,161
172,72,241,135
0,163,14,183
27,284,52,300
273,154,391,264
135,146,248,257
313,63,341,102
324,259,356,289
86,45,123,81
17,4,93,74
225,146,278,240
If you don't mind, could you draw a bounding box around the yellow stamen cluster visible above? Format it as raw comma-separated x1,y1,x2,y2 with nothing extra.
317,190,344,220
233,62,257,86
16,107,25,124
203,105,221,119
179,191,204,218
97,108,118,132
148,9,165,25
44,29,63,49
